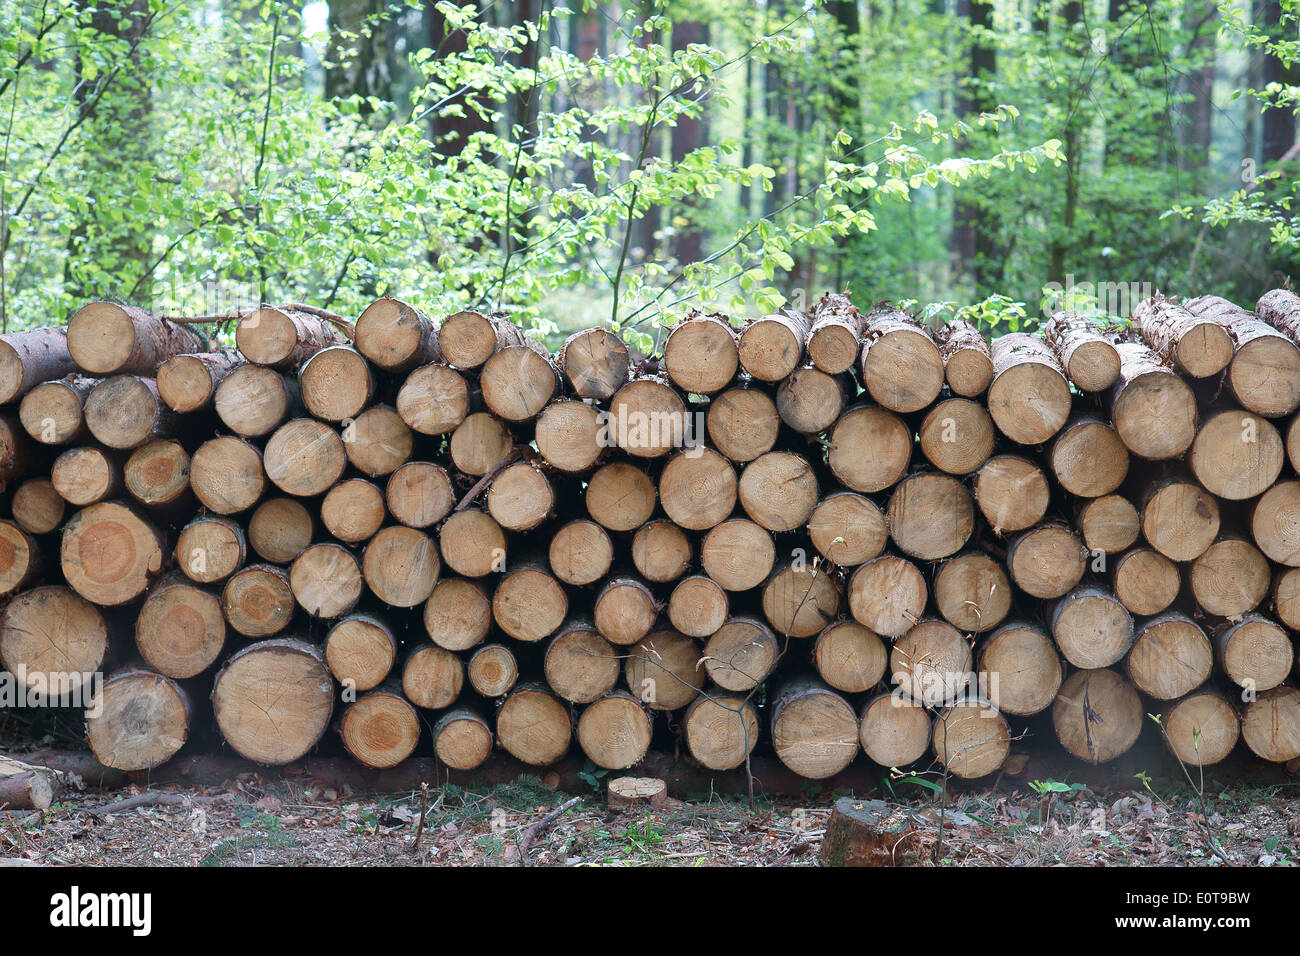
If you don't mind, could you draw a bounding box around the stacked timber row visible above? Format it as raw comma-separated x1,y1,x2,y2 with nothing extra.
1,289,1299,785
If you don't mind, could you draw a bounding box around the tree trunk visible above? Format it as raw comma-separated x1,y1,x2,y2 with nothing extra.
0,327,79,405
222,564,294,638
321,479,386,544
667,574,729,638
706,386,780,462
1050,584,1135,669
630,519,692,583
663,313,739,395
769,677,859,779
1005,523,1086,599
175,515,246,584
738,451,819,531
1186,294,1300,417
806,293,866,374
385,461,454,529
1109,342,1199,459
51,447,122,506
438,509,506,577
401,643,464,710
887,472,975,561
1140,475,1220,561
973,454,1051,534
423,578,491,651
1112,547,1180,616
738,311,809,381
236,307,348,368
624,629,705,710
264,419,347,497
1051,668,1143,764
67,303,205,375
702,616,779,691
934,318,994,397
1076,494,1140,555
859,309,944,413
578,691,653,770
156,349,245,413
60,500,164,605
0,586,107,696
978,622,1063,716
339,687,421,770
1126,613,1213,700
213,365,295,437
290,543,363,619
323,614,397,692
467,644,518,698
932,699,1009,778
190,436,265,514
549,519,614,586
84,376,173,450
932,551,1011,634
395,364,470,435
986,333,1072,445
1047,417,1129,498
247,497,313,564
433,709,495,770
558,328,630,400
354,297,441,372
848,554,928,637
682,692,760,771
1132,294,1233,377
86,667,191,771
298,346,374,423
1043,312,1121,391
494,561,569,643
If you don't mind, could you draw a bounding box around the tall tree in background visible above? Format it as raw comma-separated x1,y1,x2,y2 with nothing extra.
1177,0,1217,190
1262,0,1298,162
952,0,998,293
670,17,709,264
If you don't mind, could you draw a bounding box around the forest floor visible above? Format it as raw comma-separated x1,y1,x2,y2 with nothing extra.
2,768,1296,867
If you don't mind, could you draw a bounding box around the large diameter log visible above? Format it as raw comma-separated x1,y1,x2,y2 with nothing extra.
51,446,122,506
449,412,513,476
1112,547,1180,616
1125,613,1213,700
973,455,1050,534
12,478,65,534
211,638,334,766
487,461,553,531
1186,294,1300,417
550,519,614,586
978,622,1062,716
558,327,630,400
0,520,39,598
1077,494,1140,555
1006,523,1086,599
739,311,808,381
682,693,760,771
986,333,1072,445
776,366,849,434
1043,312,1121,390
84,376,173,450
700,518,774,591
493,562,568,642
60,501,164,606
624,629,705,710
385,461,454,529
214,364,293,437
933,552,1011,634
934,318,993,397
1050,585,1134,670
813,620,887,694
544,622,619,704
1053,668,1144,764
578,692,653,770
631,519,692,584
496,685,571,766
806,293,865,374
175,515,245,584
848,555,928,638
606,377,688,458
658,448,736,530
401,643,464,709
0,586,107,696
535,399,603,473
298,346,374,422
859,309,944,413
395,363,469,435
354,297,441,372
663,313,738,394
339,687,422,770
124,440,190,507
423,578,491,651
290,543,364,619
223,564,294,637
235,306,347,368
1132,294,1233,378
859,693,932,767
770,678,859,779
706,386,780,462
438,509,505,578
19,374,94,445
321,479,386,544
738,451,818,531
807,491,886,567
324,614,397,692
248,497,313,564
1253,480,1300,565
887,472,974,561
343,405,412,476
1160,691,1240,767
433,709,495,770
1189,408,1283,500
1048,417,1129,498
1215,615,1294,692
67,302,205,375
362,524,441,609
827,405,911,494
918,398,995,475
668,575,729,637
0,326,78,405
438,310,529,370
264,419,347,497
703,616,780,691
890,619,972,706
761,562,841,638
1141,476,1220,562
190,436,265,514
86,668,191,771
481,342,560,422
157,349,245,413
1109,342,1198,459
932,699,1010,779
1190,537,1269,619
1240,686,1300,763
467,644,518,698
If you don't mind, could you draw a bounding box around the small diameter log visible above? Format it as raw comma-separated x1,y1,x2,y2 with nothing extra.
1215,615,1294,692
480,341,561,422
544,623,619,704
776,366,849,434
1275,567,1300,630
395,363,469,435
248,497,313,564
935,318,994,397
918,398,996,475
354,297,441,372
1258,287,1300,339
211,638,335,766
60,501,164,606
363,525,440,608
706,386,780,463
550,519,615,586
438,310,529,371
624,629,705,710
659,448,736,531
423,578,491,651
401,643,465,709
738,451,819,531
770,678,859,779
1125,613,1213,700
806,292,865,374
12,478,65,534
0,586,107,696
606,377,688,458
1048,417,1129,498
682,692,760,771
986,334,1072,445
1006,523,1086,599
157,349,245,413
339,687,421,769
887,472,974,561
1109,342,1198,459
136,573,227,681
468,644,518,698
433,709,495,771
264,419,347,497
1160,692,1240,767
932,699,1010,779
0,521,39,597
973,455,1050,535
487,461,554,531
190,436,265,514
859,309,944,413
1043,312,1121,391
19,375,94,445
699,518,774,591
1253,480,1300,566
0,326,78,405
578,692,653,770
848,555,928,638
978,622,1063,716
324,615,397,691
813,620,887,694
175,514,246,584
593,576,658,646
807,491,886,567
1187,294,1300,417
385,462,454,529
493,562,569,642
1050,585,1134,670
449,412,513,476
859,693,932,768
1112,547,1180,616
702,616,780,691
1190,537,1269,619
67,302,205,375
558,327,630,400
51,446,122,506
739,311,809,381
1240,686,1300,763
124,439,190,507
496,684,572,766
438,509,505,578
668,575,729,638
890,619,972,707
1141,476,1220,562
608,777,668,809
761,562,841,638
321,479,386,544
222,564,294,637
631,519,693,584
0,764,61,811
1052,668,1143,764
1189,409,1283,500
290,543,364,619
235,307,348,368
84,376,173,450
1132,294,1233,378
535,400,603,473
299,346,374,423
343,406,412,477
1077,494,1140,555
86,669,191,771
213,364,293,438
932,552,1011,634
586,462,657,531
663,312,739,395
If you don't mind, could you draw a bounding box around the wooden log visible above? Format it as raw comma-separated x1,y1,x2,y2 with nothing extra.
480,341,561,422
1276,566,1300,631
395,363,469,435
557,327,630,400
222,564,294,637
51,446,122,506
1043,312,1122,390
1112,547,1180,616
682,692,760,771
1186,294,1300,417
859,309,944,413
702,616,780,691
668,574,729,638
1006,523,1086,599
11,478,64,534
706,386,780,462
535,399,603,473
978,622,1063,716
493,560,569,642
1047,417,1129,498
631,519,692,584
624,629,705,710
606,376,688,458
401,643,465,709
0,586,107,695
761,562,841,638
448,412,513,476
659,448,736,531
235,306,348,368
136,572,226,680
807,491,887,567
607,776,668,809
806,292,865,374
175,514,245,584
738,451,819,531
1215,615,1293,692
124,439,190,507
60,501,164,606
973,454,1050,535
438,310,529,371
889,618,972,706
290,543,364,619
0,520,38,598
67,302,205,375
190,436,265,514
986,333,1072,445
578,692,654,770
1132,294,1233,378
918,398,996,475
663,313,738,395
738,310,809,381
157,349,245,413
339,687,421,769
86,668,191,771
848,555,928,638
385,461,454,529
932,699,1010,778
248,497,313,564
0,760,62,811
213,364,293,437
812,619,887,694
1257,287,1300,340
769,677,859,779
19,374,94,445
0,413,28,487
1253,480,1300,566
699,518,773,591
585,461,656,531
1050,585,1134,669
593,575,658,646
438,509,505,578
487,461,554,531
1190,537,1269,619
1109,341,1198,459
433,709,495,771
1160,691,1240,767
549,519,614,586
496,684,571,766
934,318,994,397
354,297,441,373
343,405,412,478
321,478,386,544
1077,494,1140,555
0,326,78,405
467,644,518,698
1141,476,1220,562
859,693,932,768
264,418,347,497
299,346,374,423
776,366,849,434
1240,686,1300,763
1189,408,1283,500
211,638,334,766
1052,668,1143,765
423,577,491,651
887,472,974,561
1125,613,1213,700
84,375,173,450
932,551,1011,634
362,525,440,608
323,614,397,691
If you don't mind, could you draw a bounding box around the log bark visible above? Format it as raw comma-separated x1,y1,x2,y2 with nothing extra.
1186,294,1300,417
682,692,760,771
890,618,972,706
395,363,469,435
321,479,386,543
324,614,397,691
806,292,865,374
60,500,164,605
362,525,440,608
973,454,1050,534
0,326,78,405
631,519,692,584
0,762,62,811
213,364,294,437
290,543,364,619
235,306,347,368
1109,342,1198,459
1051,668,1143,765
354,297,442,372
247,497,313,564
978,622,1062,716
1125,613,1213,700
190,436,265,514
222,564,294,637
848,554,928,637
401,643,465,709
577,692,653,770
813,620,887,694
624,629,705,710
0,413,28,487
769,677,859,779
84,375,173,450
1112,547,1180,616
859,309,944,413
423,578,491,651
738,310,809,381
668,574,729,638
264,418,347,497
1006,523,1086,599
339,686,421,769
86,668,191,771
549,519,614,586
918,397,996,475
558,327,630,400
706,386,780,462
934,318,993,397
702,616,780,691
157,349,245,413
299,346,375,422
68,302,205,375
1050,584,1134,669
932,551,1011,634
932,699,1010,778
1043,312,1122,390
1132,294,1233,378
1048,417,1129,498
987,333,1072,445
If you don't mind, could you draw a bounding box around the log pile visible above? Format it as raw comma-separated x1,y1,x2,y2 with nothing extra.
1,291,1299,788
